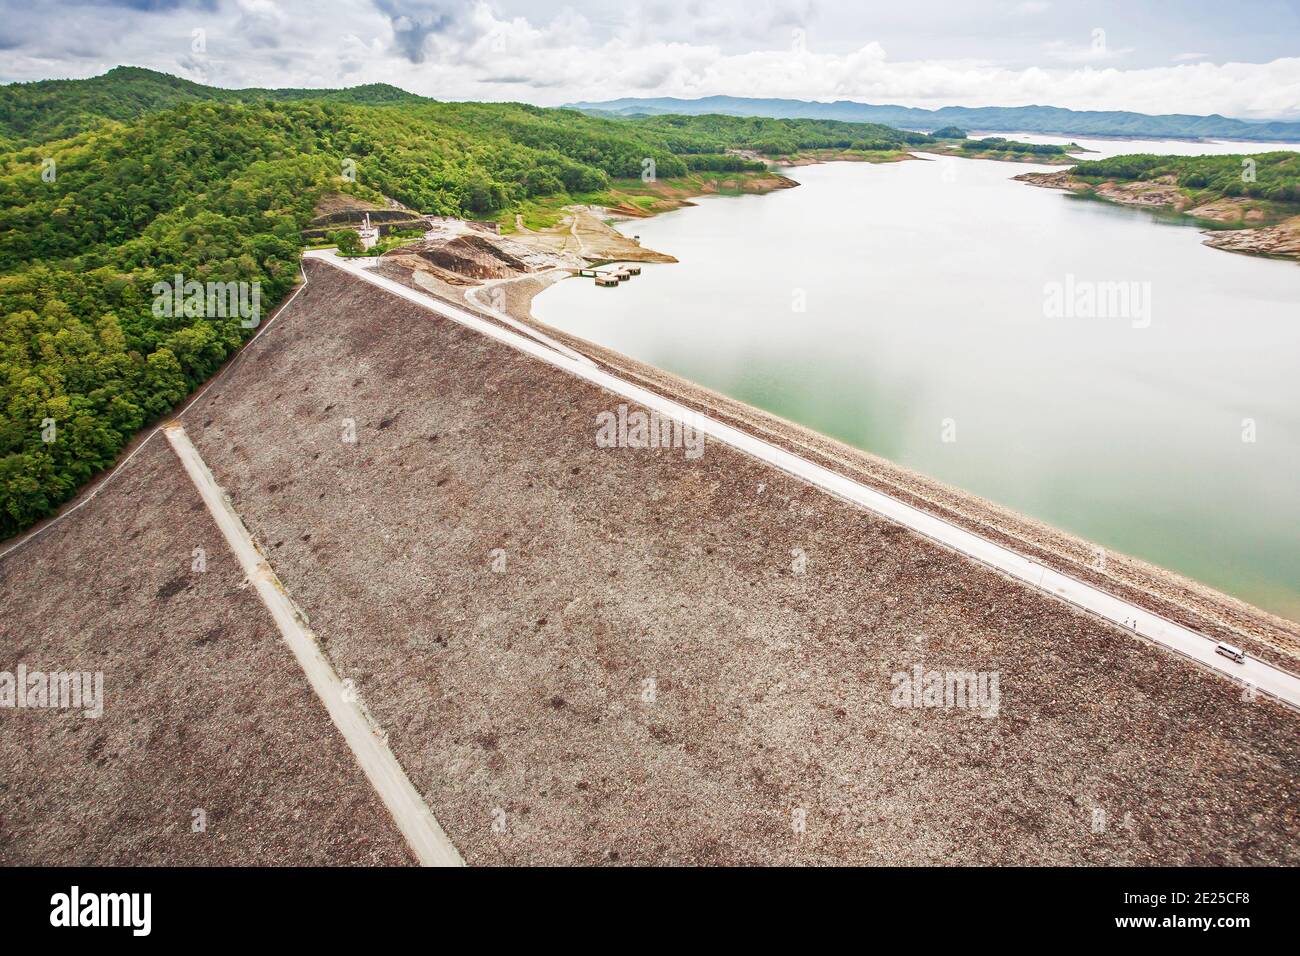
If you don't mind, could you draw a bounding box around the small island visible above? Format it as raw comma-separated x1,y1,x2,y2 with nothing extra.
919,128,1087,164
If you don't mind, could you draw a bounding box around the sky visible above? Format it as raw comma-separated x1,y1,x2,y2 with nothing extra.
1,0,1299,119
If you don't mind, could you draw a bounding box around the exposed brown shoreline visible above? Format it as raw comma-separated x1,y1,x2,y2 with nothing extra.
1016,169,1300,262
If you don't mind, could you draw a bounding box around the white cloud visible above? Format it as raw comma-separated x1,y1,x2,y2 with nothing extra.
2,0,1298,121
235,0,288,49
1043,29,1135,65
412,9,1300,120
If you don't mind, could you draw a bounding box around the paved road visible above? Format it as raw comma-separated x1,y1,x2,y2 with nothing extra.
466,268,594,366
306,248,1300,710
165,422,464,867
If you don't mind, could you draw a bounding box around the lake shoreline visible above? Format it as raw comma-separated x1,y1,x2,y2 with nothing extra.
584,147,1300,268
494,266,1300,655
373,149,1300,629
1016,168,1300,262
587,146,1078,229
521,155,1300,625
503,149,1037,265
354,223,1300,649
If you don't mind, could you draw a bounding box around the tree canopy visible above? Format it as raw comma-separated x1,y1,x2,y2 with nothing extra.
1071,151,1300,202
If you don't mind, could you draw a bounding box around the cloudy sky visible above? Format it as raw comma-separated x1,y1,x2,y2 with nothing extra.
2,0,1299,118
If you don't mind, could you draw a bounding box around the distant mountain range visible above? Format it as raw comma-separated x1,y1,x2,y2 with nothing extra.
564,96,1300,143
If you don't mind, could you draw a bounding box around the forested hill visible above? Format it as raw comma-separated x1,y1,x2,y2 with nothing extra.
1070,151,1300,202
0,68,938,537
0,66,423,146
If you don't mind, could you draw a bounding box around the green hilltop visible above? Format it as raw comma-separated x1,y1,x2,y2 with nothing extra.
0,66,422,145
1071,151,1300,202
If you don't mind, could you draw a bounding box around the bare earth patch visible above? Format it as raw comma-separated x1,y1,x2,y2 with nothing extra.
1201,215,1300,259
509,208,678,264
1187,197,1269,224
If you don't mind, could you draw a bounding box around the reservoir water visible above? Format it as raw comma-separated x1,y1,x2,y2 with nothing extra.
533,136,1300,621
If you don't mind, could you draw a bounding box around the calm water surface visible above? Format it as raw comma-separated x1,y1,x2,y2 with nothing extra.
533,142,1300,621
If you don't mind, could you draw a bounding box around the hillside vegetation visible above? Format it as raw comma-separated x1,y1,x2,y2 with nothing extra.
947,136,1081,164
0,68,942,536
1069,151,1300,203
0,66,423,146
629,112,933,156
960,136,1073,156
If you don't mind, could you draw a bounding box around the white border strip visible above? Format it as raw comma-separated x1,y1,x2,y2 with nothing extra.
307,249,1300,709
165,422,463,867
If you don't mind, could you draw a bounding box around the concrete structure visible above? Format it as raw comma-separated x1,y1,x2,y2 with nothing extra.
357,213,380,251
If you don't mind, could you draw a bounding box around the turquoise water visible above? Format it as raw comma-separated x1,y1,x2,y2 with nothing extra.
533,142,1300,621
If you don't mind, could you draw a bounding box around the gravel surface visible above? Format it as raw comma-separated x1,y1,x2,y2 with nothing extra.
180,262,1300,865
392,255,1300,668
0,438,413,866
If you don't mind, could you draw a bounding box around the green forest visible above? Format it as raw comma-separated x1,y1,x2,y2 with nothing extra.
960,136,1073,156
627,112,935,156
0,67,946,536
1069,151,1300,202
